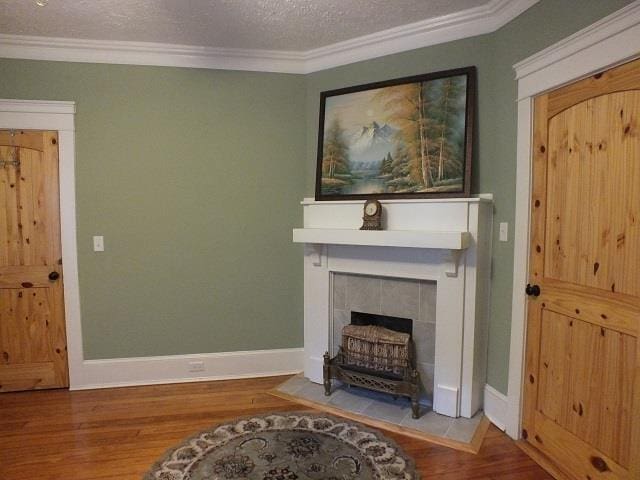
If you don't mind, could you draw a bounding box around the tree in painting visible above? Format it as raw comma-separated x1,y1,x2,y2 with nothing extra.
374,83,435,189
321,118,352,191
373,76,467,192
386,144,413,192
318,71,470,197
429,76,467,184
379,152,393,176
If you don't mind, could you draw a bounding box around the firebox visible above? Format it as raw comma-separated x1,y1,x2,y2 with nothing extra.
323,311,421,418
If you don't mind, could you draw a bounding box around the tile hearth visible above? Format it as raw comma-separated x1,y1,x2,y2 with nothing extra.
273,374,486,448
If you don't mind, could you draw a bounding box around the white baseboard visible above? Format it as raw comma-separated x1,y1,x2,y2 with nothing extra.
484,384,508,431
70,347,304,390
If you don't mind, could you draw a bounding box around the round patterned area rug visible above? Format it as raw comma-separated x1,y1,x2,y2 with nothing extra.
143,412,419,480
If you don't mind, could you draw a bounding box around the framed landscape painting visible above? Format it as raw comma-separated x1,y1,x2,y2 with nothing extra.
315,66,476,200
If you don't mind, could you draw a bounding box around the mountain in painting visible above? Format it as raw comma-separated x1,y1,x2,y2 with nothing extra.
349,121,396,165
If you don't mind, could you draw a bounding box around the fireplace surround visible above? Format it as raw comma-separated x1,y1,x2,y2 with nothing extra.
331,275,436,403
293,196,493,418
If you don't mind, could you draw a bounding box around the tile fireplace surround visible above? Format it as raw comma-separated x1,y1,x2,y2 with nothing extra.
293,196,493,418
330,273,437,404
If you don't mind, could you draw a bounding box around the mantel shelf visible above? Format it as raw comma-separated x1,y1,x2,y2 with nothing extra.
292,228,471,250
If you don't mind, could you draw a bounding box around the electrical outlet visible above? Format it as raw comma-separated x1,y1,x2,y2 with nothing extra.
188,360,205,373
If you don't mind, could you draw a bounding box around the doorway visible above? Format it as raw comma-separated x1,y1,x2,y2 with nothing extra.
0,100,82,390
507,4,640,442
521,58,640,479
0,129,69,391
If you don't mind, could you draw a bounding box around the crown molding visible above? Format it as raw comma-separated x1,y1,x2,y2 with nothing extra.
0,34,307,74
0,0,538,74
303,0,539,73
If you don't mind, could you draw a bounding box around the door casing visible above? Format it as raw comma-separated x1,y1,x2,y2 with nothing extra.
0,100,83,389
507,3,640,439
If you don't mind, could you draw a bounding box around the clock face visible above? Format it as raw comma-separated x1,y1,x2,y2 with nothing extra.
365,202,378,216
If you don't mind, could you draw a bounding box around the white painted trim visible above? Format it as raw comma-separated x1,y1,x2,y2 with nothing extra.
72,348,304,390
304,0,538,73
484,384,508,431
293,229,471,250
0,34,307,74
300,196,493,206
0,100,75,131
515,0,640,100
0,99,75,115
506,96,533,439
514,1,640,81
507,3,640,439
0,99,85,388
0,0,537,74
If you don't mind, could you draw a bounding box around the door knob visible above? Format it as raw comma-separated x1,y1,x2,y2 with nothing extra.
525,284,541,297
48,271,60,281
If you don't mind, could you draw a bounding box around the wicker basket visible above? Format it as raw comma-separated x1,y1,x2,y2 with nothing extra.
341,324,410,376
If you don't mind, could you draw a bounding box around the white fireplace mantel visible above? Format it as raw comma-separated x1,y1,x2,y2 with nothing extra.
293,196,493,418
293,228,471,250
293,229,471,277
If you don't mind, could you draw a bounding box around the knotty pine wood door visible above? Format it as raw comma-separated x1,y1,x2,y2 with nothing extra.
0,130,68,392
523,58,640,480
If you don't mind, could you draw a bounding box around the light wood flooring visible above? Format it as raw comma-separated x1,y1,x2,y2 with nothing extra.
0,375,552,479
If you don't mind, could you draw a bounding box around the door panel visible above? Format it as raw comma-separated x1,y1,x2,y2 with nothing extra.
533,411,630,480
523,58,640,480
0,130,68,392
545,91,640,296
0,288,53,363
537,309,634,467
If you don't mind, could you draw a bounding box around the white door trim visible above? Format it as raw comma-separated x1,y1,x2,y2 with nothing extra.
0,99,84,388
506,0,640,439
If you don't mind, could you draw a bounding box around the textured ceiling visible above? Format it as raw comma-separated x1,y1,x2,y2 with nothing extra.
0,0,490,51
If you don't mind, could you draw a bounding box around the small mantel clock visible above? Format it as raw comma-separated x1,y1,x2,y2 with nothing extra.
360,199,383,230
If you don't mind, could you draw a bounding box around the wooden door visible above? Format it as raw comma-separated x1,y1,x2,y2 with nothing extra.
523,58,640,480
0,130,68,392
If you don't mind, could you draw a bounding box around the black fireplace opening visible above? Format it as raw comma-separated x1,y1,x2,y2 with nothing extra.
350,311,413,337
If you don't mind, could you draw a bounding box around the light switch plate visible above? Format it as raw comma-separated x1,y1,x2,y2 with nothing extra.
93,235,104,252
499,223,508,242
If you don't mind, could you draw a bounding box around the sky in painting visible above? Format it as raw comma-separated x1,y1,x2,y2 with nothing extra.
324,87,394,133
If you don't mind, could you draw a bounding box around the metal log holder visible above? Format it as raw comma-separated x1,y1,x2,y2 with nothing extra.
323,324,421,419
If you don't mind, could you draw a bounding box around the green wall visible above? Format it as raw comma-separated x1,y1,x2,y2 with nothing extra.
0,61,307,358
0,0,632,391
305,0,633,393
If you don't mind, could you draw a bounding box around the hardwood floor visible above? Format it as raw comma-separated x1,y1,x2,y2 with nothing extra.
0,376,552,479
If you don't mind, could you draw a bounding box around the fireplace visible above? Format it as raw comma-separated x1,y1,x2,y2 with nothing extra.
323,310,421,418
293,196,493,418
330,274,436,401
